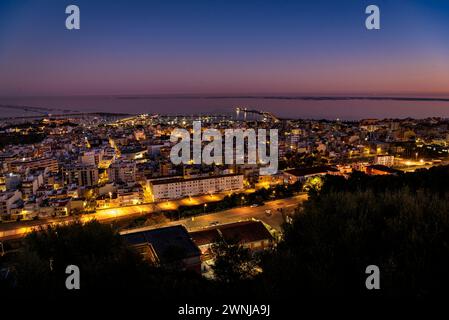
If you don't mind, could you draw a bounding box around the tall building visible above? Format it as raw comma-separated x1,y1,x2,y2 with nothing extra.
286,128,302,150
63,165,99,187
107,161,136,183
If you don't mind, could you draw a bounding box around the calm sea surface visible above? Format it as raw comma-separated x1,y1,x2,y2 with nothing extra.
1,95,449,120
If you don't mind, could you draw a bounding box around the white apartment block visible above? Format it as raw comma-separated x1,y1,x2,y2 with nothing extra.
374,155,395,167
149,174,243,201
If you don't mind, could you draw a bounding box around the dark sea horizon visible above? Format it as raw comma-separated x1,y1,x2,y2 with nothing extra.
1,94,449,120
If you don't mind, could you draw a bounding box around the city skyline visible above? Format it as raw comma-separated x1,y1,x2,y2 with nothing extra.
3,0,449,306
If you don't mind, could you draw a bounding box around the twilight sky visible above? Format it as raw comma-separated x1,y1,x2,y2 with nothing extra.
0,0,449,96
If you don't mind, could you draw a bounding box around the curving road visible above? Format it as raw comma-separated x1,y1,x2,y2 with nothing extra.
121,194,308,235
0,193,307,240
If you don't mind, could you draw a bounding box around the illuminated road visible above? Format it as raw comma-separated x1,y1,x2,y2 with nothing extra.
121,194,308,234
0,192,307,240
394,158,449,172
95,193,226,220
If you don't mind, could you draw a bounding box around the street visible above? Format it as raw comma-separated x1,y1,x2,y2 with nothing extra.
121,194,308,234
0,193,308,240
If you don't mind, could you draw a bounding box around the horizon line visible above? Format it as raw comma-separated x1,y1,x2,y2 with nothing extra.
1,93,449,103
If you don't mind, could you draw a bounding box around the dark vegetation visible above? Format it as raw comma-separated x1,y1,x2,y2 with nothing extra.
0,133,45,148
2,166,449,299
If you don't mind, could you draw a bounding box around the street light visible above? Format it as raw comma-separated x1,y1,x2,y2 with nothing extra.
203,203,207,213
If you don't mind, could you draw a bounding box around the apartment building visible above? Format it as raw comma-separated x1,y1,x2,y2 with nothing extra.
108,161,137,183
374,155,395,167
149,174,243,201
10,157,59,173
0,190,22,219
62,165,99,187
79,149,104,166
21,173,44,199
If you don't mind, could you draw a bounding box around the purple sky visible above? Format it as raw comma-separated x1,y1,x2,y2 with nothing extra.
0,0,448,97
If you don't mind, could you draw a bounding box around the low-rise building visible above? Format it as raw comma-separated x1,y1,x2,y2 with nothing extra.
49,198,72,216
190,220,275,257
121,225,202,273
283,166,339,184
117,183,143,206
366,165,402,176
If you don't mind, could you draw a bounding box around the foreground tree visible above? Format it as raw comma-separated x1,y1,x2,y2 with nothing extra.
6,220,208,299
212,236,260,283
11,220,144,293
261,184,449,298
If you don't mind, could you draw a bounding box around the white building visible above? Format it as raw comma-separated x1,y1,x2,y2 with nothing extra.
0,190,22,219
149,174,243,201
80,149,104,166
374,155,395,167
117,183,143,206
21,173,44,199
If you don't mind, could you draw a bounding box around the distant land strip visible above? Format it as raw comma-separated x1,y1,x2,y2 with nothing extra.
116,95,449,102
0,112,132,120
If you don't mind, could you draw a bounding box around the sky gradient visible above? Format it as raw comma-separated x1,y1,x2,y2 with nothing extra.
0,0,449,96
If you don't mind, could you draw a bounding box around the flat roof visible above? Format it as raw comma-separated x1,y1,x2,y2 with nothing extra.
150,173,242,186
284,166,339,177
122,225,201,264
367,164,402,174
190,220,274,246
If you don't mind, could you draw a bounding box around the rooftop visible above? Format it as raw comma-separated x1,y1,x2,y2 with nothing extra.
150,173,242,186
190,220,274,246
284,166,339,177
367,165,402,174
122,225,201,264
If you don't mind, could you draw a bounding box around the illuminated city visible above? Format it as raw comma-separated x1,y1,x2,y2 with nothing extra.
1,0,449,313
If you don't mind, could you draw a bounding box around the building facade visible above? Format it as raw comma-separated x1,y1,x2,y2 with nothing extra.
63,165,99,187
149,174,243,201
374,155,395,167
